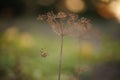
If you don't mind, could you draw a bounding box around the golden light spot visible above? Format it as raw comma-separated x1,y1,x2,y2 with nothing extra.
96,0,120,21
108,0,120,22
4,27,19,42
80,41,93,58
96,3,114,19
65,0,86,13
19,32,33,48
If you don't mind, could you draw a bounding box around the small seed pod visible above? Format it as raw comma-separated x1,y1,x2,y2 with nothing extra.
40,48,47,58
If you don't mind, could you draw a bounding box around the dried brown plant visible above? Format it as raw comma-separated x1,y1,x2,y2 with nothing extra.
40,48,48,58
37,11,91,80
37,11,91,37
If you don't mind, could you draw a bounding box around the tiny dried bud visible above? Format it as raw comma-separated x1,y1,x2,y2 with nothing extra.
40,48,47,58
80,17,91,25
37,15,47,21
57,11,67,18
79,17,92,31
69,13,78,21
47,12,52,17
80,17,86,24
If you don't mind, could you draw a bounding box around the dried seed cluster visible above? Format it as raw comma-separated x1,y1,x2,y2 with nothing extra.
37,11,92,37
40,48,47,58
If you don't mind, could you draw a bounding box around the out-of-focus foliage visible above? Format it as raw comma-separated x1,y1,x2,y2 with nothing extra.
0,25,120,80
0,0,120,80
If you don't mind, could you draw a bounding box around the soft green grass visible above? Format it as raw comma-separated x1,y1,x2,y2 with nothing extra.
0,28,120,80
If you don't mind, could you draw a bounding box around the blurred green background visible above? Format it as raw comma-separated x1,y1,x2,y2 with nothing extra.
0,0,120,80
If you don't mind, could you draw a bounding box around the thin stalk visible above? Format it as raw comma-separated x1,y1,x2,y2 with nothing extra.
58,27,64,80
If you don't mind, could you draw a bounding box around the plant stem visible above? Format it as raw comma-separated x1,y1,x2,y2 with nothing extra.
58,29,64,80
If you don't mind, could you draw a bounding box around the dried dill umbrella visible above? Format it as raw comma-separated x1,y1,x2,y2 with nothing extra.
37,11,92,80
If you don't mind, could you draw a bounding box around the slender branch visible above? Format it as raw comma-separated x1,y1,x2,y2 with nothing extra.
58,27,64,80
37,11,92,80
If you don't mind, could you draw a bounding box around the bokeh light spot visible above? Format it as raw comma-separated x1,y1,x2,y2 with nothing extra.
96,3,114,19
65,0,86,13
108,0,120,22
19,32,34,48
80,41,94,58
3,27,19,42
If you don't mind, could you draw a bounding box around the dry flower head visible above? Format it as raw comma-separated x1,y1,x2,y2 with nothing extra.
37,11,92,37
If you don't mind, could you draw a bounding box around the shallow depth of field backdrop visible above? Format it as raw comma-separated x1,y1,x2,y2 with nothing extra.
0,0,120,80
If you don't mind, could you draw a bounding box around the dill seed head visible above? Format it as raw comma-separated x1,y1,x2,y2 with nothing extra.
37,11,92,37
